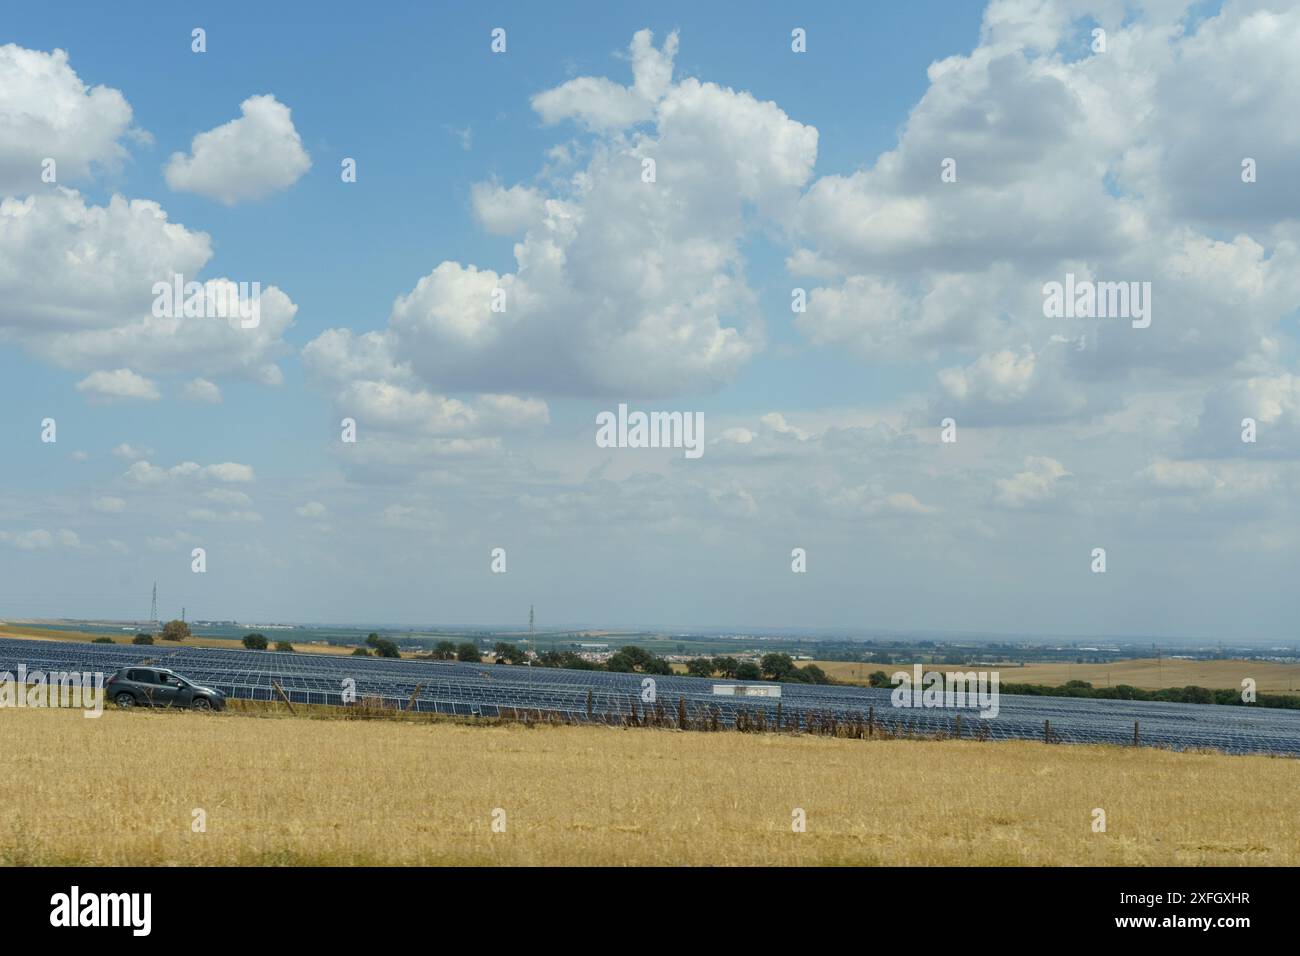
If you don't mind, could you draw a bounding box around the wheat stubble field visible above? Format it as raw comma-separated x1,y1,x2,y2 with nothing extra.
2,708,1297,866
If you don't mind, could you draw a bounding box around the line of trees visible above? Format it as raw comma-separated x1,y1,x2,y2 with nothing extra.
488,645,831,684
860,670,1300,711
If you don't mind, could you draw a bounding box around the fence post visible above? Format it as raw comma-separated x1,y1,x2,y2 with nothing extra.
954,714,961,739
868,705,874,737
271,680,295,715
1133,721,1140,747
1044,719,1051,743
586,690,593,720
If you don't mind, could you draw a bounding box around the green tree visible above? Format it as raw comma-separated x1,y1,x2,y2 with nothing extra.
434,640,457,660
274,641,295,652
800,664,830,684
132,634,154,645
161,619,191,641
371,638,400,658
242,633,269,650
734,661,762,681
760,653,797,681
457,642,482,663
607,645,657,673
714,656,740,679
685,657,716,678
643,656,673,675
351,647,371,657
494,641,525,664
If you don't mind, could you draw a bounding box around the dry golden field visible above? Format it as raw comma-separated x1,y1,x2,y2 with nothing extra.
815,658,1300,693
0,624,363,657
2,708,1297,866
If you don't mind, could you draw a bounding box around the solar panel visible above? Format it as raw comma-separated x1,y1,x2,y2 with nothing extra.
1,636,1296,755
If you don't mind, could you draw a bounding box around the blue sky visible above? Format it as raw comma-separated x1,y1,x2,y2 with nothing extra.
2,1,1298,639
2,0,983,491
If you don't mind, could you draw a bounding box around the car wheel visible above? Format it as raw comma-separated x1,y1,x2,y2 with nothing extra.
114,692,135,708
191,697,212,712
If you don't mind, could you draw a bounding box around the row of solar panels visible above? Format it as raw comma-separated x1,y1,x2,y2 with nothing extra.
2,636,1298,754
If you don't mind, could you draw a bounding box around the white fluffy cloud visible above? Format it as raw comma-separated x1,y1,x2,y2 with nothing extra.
789,0,1300,424
306,27,818,448
0,189,296,384
0,528,80,550
471,182,547,236
75,368,160,402
182,378,223,403
0,44,138,193
125,460,255,484
164,94,311,204
531,30,678,131
993,456,1071,509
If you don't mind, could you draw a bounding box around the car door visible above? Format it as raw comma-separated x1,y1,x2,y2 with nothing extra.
146,670,178,707
125,669,159,706
164,675,194,707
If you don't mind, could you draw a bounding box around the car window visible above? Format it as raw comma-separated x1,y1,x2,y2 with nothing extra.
127,669,145,682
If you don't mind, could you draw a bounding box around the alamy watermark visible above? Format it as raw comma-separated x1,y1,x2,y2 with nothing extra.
152,274,260,328
891,664,1000,718
1042,273,1150,329
595,403,704,459
0,665,104,717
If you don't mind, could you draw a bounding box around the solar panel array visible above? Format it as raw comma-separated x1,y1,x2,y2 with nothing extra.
3,636,1298,756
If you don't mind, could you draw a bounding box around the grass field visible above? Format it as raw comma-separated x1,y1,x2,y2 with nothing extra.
2,708,1296,866
0,624,364,657
815,658,1300,693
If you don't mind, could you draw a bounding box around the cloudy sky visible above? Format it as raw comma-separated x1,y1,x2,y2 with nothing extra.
1,0,1297,640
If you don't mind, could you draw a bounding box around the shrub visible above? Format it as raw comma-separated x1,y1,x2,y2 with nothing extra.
242,633,269,650
92,637,114,644
132,634,154,645
161,619,191,641
274,641,295,652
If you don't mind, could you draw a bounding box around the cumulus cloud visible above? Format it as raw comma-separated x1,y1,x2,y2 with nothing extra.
75,368,160,402
92,496,126,513
1188,373,1300,460
993,456,1071,509
0,190,296,384
471,182,547,235
789,0,1300,420
304,28,818,480
0,44,138,193
182,377,223,403
0,528,79,550
164,94,311,204
125,460,255,484
111,443,151,460
531,29,678,131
